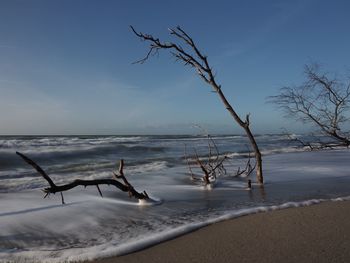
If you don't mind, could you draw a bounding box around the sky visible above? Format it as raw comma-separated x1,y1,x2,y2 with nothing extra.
1,0,350,135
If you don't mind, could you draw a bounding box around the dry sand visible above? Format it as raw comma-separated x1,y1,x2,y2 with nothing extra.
91,200,350,263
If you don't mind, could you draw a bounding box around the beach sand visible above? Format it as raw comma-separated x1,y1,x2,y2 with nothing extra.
91,200,350,263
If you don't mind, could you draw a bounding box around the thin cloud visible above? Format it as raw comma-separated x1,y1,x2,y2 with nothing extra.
218,0,314,60
0,44,16,49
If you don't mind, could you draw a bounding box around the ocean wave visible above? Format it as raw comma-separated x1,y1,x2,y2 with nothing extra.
0,160,170,192
0,143,167,171
0,136,146,156
2,195,349,262
0,134,334,193
151,135,247,142
0,134,301,158
0,136,144,148
1,145,350,263
125,161,169,174
67,195,347,261
185,145,310,164
44,159,169,175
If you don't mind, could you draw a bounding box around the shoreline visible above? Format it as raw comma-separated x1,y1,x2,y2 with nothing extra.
89,200,350,263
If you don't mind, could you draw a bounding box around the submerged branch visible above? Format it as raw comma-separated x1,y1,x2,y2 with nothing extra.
16,152,149,204
281,129,349,151
184,134,255,186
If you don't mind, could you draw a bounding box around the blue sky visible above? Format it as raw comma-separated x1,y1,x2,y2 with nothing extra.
1,0,350,135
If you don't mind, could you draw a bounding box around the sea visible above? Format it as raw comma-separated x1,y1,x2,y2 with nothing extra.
1,134,350,262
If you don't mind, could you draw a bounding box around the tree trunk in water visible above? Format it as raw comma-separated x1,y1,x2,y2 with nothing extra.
130,26,264,184
245,126,263,184
214,84,263,184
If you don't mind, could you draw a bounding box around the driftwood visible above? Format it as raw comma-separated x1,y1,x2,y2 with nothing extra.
16,152,149,204
184,135,227,185
247,179,252,190
232,151,256,177
131,25,264,184
184,135,255,186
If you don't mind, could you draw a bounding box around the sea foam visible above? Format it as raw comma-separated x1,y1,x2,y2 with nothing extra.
1,136,350,262
2,196,349,263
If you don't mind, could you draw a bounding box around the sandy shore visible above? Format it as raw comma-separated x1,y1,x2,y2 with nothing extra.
90,200,350,263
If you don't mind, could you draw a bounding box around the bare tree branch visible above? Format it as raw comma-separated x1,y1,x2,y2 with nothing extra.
184,144,196,181
131,25,264,184
233,152,256,177
16,152,149,204
184,132,256,187
16,152,56,189
269,63,350,147
184,133,227,186
282,129,346,151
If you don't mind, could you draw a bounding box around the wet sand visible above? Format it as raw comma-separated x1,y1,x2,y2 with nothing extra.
90,200,350,263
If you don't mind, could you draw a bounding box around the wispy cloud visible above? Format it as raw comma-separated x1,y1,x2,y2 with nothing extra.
0,79,24,85
0,44,17,49
218,0,314,60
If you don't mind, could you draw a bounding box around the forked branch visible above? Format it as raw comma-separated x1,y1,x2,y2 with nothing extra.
232,151,256,177
131,25,264,184
16,152,149,204
185,147,226,185
281,129,347,151
269,63,350,147
185,134,256,185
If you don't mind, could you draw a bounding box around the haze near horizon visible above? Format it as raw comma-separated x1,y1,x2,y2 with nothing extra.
1,0,350,135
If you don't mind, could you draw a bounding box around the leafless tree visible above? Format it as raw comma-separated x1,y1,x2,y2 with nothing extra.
184,135,227,185
184,135,254,188
269,64,350,147
130,26,264,184
16,152,149,204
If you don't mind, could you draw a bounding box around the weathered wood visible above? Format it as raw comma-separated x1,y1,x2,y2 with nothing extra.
196,157,210,185
191,134,227,185
131,26,264,184
16,151,56,188
233,151,256,177
16,152,149,204
247,179,252,190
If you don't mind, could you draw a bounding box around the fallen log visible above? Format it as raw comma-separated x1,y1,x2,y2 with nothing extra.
16,152,149,204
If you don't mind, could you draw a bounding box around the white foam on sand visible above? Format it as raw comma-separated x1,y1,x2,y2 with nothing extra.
3,196,350,263
2,149,350,262
77,196,350,261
